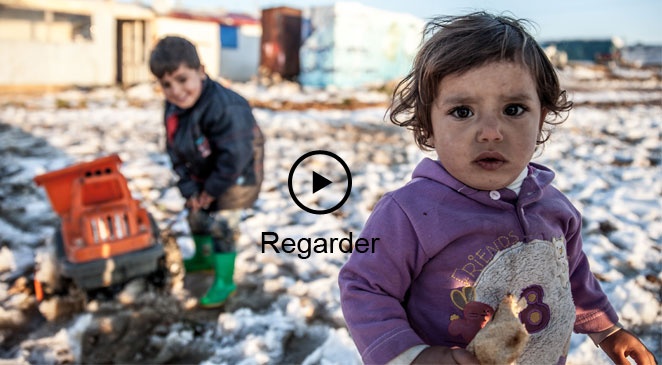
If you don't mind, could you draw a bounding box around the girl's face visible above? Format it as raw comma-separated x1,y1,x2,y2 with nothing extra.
158,64,206,109
430,61,545,191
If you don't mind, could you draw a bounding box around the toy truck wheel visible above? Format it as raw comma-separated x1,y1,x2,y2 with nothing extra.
147,213,185,291
147,213,168,288
35,226,87,321
34,226,70,298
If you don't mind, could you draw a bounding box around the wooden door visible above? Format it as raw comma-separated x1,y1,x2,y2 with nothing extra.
117,19,149,85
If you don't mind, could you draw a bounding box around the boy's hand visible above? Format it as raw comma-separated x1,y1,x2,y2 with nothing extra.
198,191,215,209
186,192,215,212
186,195,202,212
599,329,657,365
412,346,480,365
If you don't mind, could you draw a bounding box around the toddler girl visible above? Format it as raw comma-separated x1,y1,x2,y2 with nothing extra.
338,12,656,365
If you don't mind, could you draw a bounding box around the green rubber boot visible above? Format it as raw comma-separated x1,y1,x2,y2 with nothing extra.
183,235,214,272
199,252,237,308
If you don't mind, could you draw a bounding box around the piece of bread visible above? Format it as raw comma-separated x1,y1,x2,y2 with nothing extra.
466,294,529,365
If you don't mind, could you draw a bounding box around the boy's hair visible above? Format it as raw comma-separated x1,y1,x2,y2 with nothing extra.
389,12,573,150
149,36,201,78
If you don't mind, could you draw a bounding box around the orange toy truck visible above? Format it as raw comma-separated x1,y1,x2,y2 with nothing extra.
33,154,163,294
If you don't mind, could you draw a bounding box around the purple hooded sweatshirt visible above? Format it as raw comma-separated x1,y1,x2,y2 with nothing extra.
338,158,618,364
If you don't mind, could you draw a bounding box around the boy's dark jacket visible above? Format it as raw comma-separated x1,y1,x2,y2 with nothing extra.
165,77,264,210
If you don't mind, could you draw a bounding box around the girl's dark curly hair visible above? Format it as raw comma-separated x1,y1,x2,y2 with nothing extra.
388,12,573,150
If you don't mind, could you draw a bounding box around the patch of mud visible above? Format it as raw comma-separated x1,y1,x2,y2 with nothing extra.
80,293,209,364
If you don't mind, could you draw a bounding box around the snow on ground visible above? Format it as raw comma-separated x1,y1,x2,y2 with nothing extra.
0,63,660,364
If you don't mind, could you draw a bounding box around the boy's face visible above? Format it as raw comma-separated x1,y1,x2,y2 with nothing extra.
430,61,545,191
158,64,206,109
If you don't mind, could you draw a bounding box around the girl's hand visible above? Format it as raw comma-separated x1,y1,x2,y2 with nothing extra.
412,346,480,365
599,329,657,365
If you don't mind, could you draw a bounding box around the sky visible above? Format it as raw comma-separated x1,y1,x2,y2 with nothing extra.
159,0,662,45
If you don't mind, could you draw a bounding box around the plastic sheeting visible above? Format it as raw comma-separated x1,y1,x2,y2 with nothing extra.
299,2,424,89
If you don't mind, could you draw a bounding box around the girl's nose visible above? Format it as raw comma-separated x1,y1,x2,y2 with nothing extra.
477,119,504,142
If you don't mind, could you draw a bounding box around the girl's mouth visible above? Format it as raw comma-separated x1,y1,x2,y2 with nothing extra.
474,152,506,170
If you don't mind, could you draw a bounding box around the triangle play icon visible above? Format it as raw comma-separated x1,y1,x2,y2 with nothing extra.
312,171,332,194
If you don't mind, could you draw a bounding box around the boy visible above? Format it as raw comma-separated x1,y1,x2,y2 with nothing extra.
149,36,264,308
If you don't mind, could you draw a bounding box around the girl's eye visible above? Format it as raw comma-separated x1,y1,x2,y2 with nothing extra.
450,107,473,119
160,81,171,89
176,77,187,84
504,104,527,116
